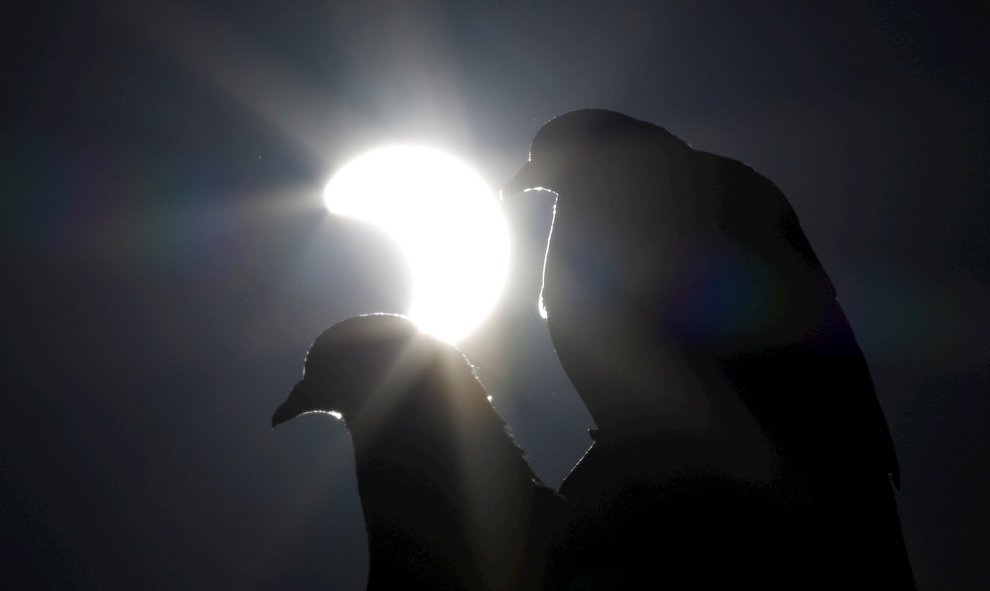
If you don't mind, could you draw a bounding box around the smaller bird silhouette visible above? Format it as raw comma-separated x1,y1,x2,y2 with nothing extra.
273,314,567,591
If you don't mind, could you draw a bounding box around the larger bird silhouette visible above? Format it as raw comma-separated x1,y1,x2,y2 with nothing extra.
272,315,567,590
502,109,915,589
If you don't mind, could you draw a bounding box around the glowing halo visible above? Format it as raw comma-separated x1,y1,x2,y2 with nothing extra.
324,145,509,343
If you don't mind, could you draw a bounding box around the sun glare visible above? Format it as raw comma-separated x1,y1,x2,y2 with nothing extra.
324,145,509,343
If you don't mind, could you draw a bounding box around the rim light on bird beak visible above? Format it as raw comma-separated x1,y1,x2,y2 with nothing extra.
501,161,546,199
272,380,315,428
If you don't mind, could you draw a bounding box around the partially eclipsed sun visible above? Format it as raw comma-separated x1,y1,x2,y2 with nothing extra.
324,145,509,343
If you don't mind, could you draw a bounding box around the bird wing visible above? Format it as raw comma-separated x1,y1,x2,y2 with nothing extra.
708,153,901,488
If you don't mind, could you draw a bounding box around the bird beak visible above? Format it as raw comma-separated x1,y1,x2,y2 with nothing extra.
500,160,541,200
272,380,315,428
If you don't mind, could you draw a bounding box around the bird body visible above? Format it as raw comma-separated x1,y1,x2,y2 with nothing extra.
273,315,567,590
503,109,915,589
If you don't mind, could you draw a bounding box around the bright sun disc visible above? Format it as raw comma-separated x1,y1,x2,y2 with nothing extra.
324,145,509,343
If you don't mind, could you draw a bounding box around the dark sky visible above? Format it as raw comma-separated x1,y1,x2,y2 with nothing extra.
3,1,987,589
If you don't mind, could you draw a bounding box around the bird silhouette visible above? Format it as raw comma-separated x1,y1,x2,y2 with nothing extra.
273,314,568,590
502,109,915,589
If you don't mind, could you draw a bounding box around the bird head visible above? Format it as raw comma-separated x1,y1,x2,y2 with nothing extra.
271,314,437,428
501,109,687,199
